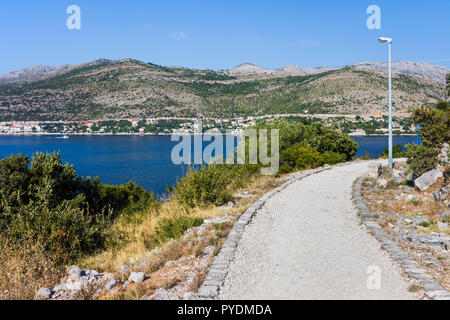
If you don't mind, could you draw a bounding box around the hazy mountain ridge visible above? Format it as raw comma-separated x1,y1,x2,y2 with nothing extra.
0,64,72,84
0,59,446,121
350,61,449,83
2,60,448,84
227,61,448,83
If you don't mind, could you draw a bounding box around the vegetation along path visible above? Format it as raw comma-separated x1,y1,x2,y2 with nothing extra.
219,160,418,300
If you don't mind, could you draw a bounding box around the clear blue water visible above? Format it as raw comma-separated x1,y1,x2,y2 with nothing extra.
0,134,418,195
352,135,418,158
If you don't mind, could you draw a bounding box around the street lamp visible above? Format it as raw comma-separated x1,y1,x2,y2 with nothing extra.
378,37,393,169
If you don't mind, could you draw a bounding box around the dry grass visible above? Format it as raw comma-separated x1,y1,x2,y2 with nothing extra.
362,179,448,232
0,237,63,300
80,174,278,274
362,175,450,291
79,202,220,272
408,284,423,293
189,271,207,292
88,174,279,300
0,171,280,301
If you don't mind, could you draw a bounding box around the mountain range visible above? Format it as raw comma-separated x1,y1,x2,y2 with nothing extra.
0,59,447,121
228,61,448,84
1,60,448,85
0,65,72,84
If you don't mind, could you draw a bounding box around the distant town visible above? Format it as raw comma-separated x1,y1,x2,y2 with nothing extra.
0,112,416,136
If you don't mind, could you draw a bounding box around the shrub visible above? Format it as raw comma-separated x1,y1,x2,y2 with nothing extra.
145,216,203,249
405,144,438,176
173,165,234,208
83,178,157,220
321,151,347,165
0,236,63,300
281,145,323,169
411,105,449,148
0,152,156,262
406,103,449,175
254,120,358,161
378,144,407,159
253,120,357,173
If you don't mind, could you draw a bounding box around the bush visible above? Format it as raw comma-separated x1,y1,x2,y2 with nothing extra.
378,144,407,159
0,236,63,300
173,165,234,208
254,120,358,161
253,120,357,172
406,103,449,174
145,216,203,249
281,145,323,169
321,151,347,165
405,144,438,176
411,105,449,148
0,152,156,262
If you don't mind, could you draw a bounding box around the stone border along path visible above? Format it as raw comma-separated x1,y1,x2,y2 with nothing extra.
353,177,450,300
197,165,332,299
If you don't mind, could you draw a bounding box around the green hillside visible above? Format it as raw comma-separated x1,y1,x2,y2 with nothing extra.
0,59,446,121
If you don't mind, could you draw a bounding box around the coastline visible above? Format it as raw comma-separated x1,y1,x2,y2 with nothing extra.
0,132,417,137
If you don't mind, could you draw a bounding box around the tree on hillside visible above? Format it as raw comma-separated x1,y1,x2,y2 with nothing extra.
406,102,450,175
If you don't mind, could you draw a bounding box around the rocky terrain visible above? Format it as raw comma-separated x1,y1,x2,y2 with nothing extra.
228,63,334,76
362,162,449,292
34,212,239,301
0,65,72,84
351,61,449,84
229,61,450,84
0,59,446,121
33,175,279,301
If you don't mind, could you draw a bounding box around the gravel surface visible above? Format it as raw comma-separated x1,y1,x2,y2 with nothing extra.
219,161,418,300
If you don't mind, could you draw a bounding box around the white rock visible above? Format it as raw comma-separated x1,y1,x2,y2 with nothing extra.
53,284,67,292
119,265,129,272
202,246,214,255
219,201,235,211
66,281,82,291
367,163,382,178
437,222,448,230
164,261,175,267
414,170,443,191
377,178,388,188
128,272,146,283
67,266,81,282
183,292,193,300
391,169,404,183
104,279,118,290
35,288,52,300
84,270,99,278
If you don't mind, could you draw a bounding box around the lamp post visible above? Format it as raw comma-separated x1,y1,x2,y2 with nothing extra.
378,37,393,168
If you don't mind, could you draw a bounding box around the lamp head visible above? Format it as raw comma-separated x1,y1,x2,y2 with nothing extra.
378,37,392,44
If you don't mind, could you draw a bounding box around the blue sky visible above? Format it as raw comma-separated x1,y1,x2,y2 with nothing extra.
1,0,449,74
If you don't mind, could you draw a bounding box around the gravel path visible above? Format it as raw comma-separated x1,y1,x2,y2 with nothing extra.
219,161,417,300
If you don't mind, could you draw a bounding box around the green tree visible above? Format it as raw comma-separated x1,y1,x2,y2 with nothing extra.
379,144,406,159
411,105,449,148
406,144,438,176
